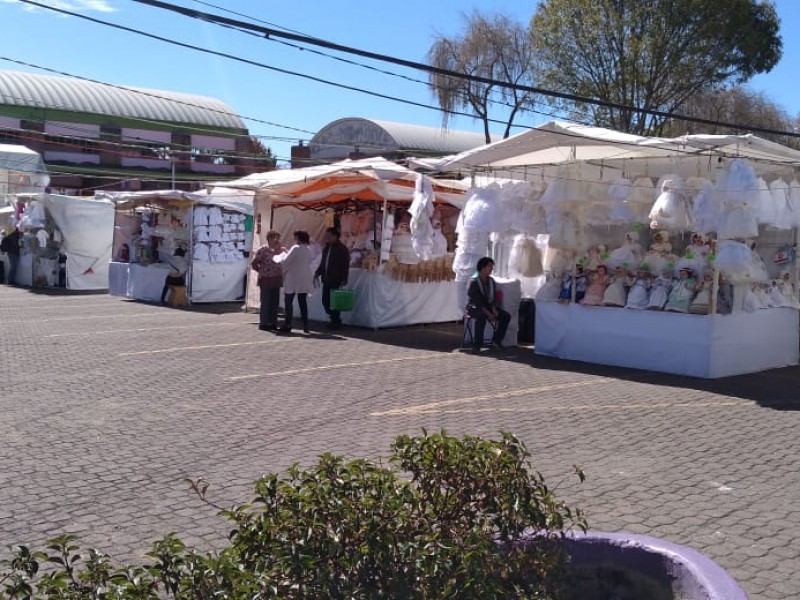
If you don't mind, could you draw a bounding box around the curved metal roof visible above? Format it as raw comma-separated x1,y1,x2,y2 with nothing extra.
0,70,246,131
309,117,495,159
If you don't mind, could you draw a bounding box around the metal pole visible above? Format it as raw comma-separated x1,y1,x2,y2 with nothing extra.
171,159,176,190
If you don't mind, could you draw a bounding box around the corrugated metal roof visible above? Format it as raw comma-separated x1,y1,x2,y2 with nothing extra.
0,70,246,131
309,117,495,159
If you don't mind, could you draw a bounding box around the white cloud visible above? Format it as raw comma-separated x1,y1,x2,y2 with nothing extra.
0,0,116,13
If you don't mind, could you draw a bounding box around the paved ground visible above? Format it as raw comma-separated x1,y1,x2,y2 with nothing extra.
1,286,799,599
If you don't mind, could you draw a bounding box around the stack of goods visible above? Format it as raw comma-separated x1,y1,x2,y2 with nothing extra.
192,206,247,263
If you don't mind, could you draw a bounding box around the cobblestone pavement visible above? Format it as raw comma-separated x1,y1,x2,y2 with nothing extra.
1,286,799,598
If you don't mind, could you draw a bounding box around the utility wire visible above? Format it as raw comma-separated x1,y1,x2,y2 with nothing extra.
0,56,314,137
128,0,800,141
13,0,542,133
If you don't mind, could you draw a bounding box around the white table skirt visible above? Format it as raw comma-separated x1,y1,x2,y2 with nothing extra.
190,260,247,303
108,262,171,302
535,301,799,378
304,268,463,329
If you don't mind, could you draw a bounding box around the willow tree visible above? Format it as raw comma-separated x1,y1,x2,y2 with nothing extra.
531,0,783,135
427,12,539,142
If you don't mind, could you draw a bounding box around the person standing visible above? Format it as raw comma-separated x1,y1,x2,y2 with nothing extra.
1,228,21,286
160,247,188,304
466,257,510,353
250,230,285,331
274,230,314,334
314,227,350,329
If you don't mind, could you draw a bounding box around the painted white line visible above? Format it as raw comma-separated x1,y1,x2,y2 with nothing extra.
45,321,250,338
375,398,744,417
2,312,189,324
228,353,454,382
371,379,612,416
119,338,294,356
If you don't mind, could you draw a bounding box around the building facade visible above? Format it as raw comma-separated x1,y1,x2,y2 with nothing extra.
0,70,272,194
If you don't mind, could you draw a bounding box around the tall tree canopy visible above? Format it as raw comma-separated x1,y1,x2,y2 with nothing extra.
427,12,539,142
530,0,782,135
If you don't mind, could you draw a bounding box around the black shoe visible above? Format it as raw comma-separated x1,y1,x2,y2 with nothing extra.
278,325,292,333
469,347,481,354
303,323,310,333
259,324,276,331
326,322,342,330
492,341,505,349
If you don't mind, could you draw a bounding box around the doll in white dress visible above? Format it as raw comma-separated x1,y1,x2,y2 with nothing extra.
603,266,629,307
647,269,673,310
689,271,714,315
625,267,652,309
664,267,697,312
776,270,800,308
581,265,609,306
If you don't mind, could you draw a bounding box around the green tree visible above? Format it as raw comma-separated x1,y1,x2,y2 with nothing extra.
427,12,540,142
531,0,783,135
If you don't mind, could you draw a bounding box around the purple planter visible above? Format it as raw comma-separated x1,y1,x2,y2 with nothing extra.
554,530,748,600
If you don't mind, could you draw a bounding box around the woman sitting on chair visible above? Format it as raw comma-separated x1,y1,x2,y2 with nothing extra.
466,256,510,353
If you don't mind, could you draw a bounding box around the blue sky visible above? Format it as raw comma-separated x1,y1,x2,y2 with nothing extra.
0,0,798,164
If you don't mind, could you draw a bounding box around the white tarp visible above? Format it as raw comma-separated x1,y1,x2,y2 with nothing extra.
426,120,800,179
0,144,49,194
96,189,255,215
35,194,115,290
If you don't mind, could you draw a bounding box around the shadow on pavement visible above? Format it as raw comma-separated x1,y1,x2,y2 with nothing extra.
335,321,800,411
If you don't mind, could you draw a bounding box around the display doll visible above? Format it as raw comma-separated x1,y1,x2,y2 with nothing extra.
743,283,761,313
776,269,800,308
607,232,642,270
625,266,652,309
647,269,673,310
558,270,573,303
603,266,629,307
574,264,587,303
689,271,714,314
536,270,562,302
431,217,448,258
716,273,733,315
585,244,605,272
580,264,608,306
642,230,674,273
664,267,696,312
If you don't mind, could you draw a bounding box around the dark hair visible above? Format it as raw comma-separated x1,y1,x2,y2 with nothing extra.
266,230,280,241
294,230,310,245
174,247,186,257
476,256,494,272
326,227,340,239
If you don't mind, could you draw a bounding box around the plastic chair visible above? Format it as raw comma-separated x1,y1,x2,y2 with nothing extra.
462,310,497,349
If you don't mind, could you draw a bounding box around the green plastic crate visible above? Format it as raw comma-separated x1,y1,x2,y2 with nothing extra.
330,288,354,311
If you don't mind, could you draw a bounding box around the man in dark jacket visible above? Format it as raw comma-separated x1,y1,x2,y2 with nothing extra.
314,227,350,329
0,228,21,286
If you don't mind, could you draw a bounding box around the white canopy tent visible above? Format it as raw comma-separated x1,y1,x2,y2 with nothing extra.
101,189,255,304
0,144,49,196
428,121,800,377
424,121,800,181
7,193,114,290
213,158,469,327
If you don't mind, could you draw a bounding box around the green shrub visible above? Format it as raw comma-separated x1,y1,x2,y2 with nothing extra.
0,431,586,599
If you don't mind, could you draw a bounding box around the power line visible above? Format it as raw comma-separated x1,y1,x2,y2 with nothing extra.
0,56,315,138
13,0,538,134
127,0,800,141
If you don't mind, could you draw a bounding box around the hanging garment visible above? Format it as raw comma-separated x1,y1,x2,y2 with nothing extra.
193,206,209,226
207,207,224,226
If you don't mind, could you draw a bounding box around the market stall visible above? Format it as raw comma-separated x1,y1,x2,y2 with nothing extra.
212,158,468,328
431,121,800,377
101,189,254,304
5,193,113,289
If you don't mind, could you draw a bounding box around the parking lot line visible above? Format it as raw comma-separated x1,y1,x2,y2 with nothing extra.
119,338,295,356
381,399,745,417
371,379,613,416
227,353,457,381
45,321,250,338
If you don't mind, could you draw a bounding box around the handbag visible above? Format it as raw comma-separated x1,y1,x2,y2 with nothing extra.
330,288,354,312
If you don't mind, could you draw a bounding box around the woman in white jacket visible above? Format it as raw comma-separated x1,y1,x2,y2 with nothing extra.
273,230,314,333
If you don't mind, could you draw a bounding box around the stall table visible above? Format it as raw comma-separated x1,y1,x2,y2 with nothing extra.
109,261,171,302
535,302,799,378
306,268,462,329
